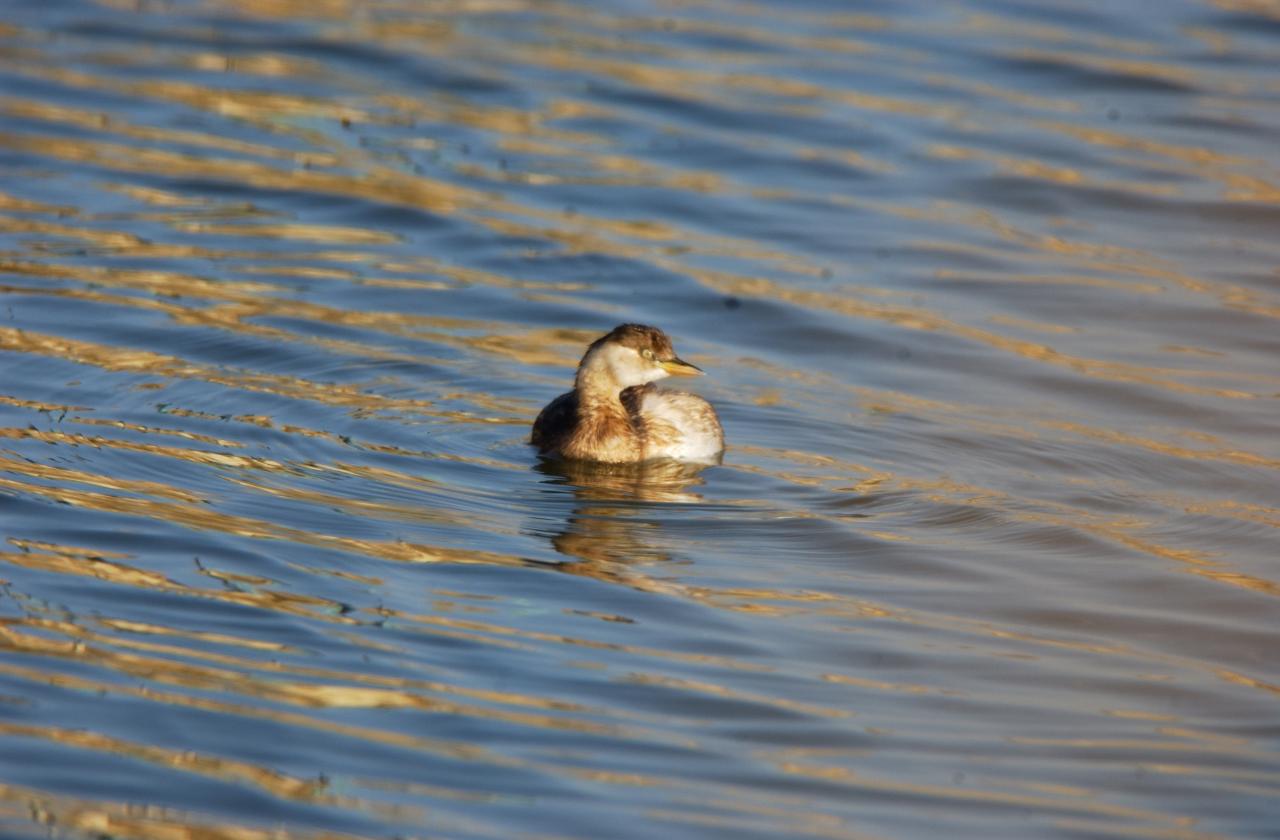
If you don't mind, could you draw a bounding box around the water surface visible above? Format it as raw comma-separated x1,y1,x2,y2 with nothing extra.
0,0,1278,837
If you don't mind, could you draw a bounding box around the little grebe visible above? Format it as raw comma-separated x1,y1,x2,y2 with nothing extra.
532,324,724,463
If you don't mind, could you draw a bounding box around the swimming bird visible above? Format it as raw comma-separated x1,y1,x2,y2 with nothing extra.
532,324,724,464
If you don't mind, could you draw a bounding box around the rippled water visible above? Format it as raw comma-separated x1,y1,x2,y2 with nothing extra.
1,0,1278,837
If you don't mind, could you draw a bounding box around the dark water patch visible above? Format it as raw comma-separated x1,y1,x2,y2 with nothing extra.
1205,9,1280,39
1,0,1278,838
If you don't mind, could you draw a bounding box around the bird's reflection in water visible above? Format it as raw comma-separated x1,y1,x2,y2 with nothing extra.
533,457,716,575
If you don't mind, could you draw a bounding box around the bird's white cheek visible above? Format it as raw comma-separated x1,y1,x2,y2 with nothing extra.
626,366,666,386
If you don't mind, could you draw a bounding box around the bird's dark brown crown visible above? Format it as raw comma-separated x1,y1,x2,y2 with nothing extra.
588,323,675,360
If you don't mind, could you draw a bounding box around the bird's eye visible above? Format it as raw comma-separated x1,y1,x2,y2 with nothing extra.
641,349,655,360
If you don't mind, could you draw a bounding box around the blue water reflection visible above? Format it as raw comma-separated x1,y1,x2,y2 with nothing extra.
1,0,1278,837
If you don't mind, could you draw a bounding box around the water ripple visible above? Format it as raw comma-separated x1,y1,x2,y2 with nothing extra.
0,0,1277,838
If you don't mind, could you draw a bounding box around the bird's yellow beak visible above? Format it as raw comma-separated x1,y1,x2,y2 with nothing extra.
660,357,703,376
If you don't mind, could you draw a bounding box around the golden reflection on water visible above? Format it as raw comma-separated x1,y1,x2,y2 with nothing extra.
1,0,1278,837
771,759,1201,830
0,779,374,840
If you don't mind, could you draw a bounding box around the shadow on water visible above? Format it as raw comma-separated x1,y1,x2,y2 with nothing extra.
531,456,716,567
